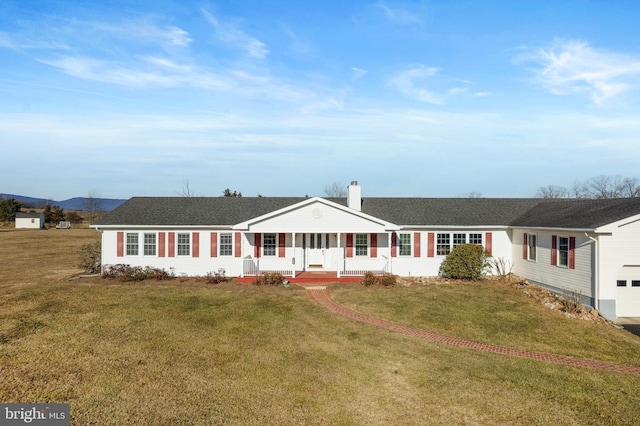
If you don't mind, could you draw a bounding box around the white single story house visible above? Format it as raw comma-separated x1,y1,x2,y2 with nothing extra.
92,182,640,320
15,212,45,229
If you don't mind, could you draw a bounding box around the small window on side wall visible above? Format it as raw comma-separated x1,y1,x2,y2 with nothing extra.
632,280,640,287
617,280,627,287
528,234,537,261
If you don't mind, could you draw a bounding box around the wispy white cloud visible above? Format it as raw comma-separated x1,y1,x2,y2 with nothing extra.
375,1,423,25
390,65,442,104
94,22,192,47
351,67,367,80
201,8,269,59
517,39,640,104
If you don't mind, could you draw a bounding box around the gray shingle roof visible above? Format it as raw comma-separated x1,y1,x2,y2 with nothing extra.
511,198,640,228
16,212,42,218
93,196,640,230
360,198,542,226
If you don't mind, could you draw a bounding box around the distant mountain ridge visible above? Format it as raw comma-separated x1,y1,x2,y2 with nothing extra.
0,193,127,212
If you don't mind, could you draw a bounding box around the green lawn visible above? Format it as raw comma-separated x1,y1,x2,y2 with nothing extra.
1,229,639,425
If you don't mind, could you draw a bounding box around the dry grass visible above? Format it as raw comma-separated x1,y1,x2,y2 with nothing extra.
1,229,640,425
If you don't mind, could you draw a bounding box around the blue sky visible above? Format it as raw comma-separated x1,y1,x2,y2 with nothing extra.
2,1,640,200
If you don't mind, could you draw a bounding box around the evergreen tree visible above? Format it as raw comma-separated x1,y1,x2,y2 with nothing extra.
0,198,22,223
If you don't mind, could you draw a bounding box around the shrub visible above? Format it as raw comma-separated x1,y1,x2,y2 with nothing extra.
361,271,378,287
206,268,228,284
559,289,584,314
79,240,101,273
361,272,397,287
253,272,284,286
439,244,491,280
102,264,175,282
378,273,397,287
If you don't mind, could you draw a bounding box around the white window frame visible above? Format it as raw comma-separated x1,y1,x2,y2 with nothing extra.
527,233,537,261
469,233,483,245
177,233,190,256
263,233,276,256
398,233,411,256
126,232,139,256
144,233,156,256
220,233,233,256
436,233,451,256
558,236,569,267
355,233,368,256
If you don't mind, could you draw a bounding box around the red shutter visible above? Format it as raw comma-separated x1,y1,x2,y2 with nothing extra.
370,233,377,258
158,232,166,257
427,232,435,258
117,232,124,257
551,235,557,265
391,233,397,257
346,234,353,258
485,232,492,256
168,232,175,257
254,233,261,258
569,236,576,269
234,232,241,257
192,232,199,257
523,233,528,259
414,232,421,257
211,232,218,257
278,233,286,258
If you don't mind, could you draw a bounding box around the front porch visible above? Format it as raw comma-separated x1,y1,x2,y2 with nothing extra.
237,270,365,284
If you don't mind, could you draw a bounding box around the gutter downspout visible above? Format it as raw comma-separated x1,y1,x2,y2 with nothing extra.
585,233,599,310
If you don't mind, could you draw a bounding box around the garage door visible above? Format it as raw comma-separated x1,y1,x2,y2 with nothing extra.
617,279,640,317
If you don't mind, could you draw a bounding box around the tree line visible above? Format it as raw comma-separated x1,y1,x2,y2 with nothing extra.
535,175,640,199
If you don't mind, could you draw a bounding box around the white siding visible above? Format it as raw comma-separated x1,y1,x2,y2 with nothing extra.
599,218,640,317
245,201,388,233
512,230,594,298
101,229,245,277
15,215,44,229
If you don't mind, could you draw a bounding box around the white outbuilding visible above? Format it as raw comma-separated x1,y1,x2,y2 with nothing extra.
15,212,45,229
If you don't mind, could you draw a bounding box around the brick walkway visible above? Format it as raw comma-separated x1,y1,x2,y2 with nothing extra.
306,288,640,377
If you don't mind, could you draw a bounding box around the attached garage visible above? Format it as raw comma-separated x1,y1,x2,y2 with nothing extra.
616,266,640,317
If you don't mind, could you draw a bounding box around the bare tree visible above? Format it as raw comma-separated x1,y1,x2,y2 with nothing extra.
535,185,569,199
569,180,590,199
619,177,640,198
323,182,347,197
537,175,640,199
178,180,197,197
587,175,621,199
83,190,103,225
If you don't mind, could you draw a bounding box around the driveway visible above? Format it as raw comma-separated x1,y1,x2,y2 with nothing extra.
616,317,640,338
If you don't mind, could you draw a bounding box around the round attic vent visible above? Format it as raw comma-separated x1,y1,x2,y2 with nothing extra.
312,207,323,219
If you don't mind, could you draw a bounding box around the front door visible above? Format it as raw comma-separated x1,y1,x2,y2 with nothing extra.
306,233,329,268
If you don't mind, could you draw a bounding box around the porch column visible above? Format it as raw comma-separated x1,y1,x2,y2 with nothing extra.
388,231,393,274
337,232,341,278
292,232,296,278
240,232,245,278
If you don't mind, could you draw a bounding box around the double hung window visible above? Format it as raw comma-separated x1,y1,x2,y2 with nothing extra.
558,236,569,267
355,234,368,256
263,233,276,256
220,233,233,256
528,234,537,261
126,233,138,256
398,233,411,256
177,233,190,256
144,233,156,256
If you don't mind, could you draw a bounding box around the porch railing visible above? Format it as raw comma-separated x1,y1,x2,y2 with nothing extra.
341,259,390,277
242,257,293,277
